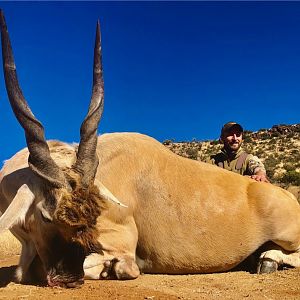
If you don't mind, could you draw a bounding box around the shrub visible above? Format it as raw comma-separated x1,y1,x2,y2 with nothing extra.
280,171,300,186
243,135,252,143
260,133,270,140
266,169,275,180
268,138,277,145
210,140,219,145
264,155,278,170
186,148,198,160
163,139,174,145
271,132,280,138
254,149,263,156
284,163,296,172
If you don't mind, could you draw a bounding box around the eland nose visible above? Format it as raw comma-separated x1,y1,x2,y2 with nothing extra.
66,278,84,288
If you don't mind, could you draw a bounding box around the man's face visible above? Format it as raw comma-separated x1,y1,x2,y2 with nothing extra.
221,127,243,152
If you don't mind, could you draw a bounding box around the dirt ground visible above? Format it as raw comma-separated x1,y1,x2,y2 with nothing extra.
0,231,299,299
0,255,300,300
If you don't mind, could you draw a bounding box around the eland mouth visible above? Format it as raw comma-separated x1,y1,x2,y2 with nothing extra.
47,274,84,288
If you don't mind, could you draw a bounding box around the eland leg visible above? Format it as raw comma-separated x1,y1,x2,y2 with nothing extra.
251,183,300,274
84,216,140,280
84,253,140,280
257,203,300,274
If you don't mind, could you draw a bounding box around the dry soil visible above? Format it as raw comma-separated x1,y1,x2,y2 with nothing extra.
0,255,300,300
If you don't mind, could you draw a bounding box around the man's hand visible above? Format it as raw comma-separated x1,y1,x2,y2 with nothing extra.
251,170,270,183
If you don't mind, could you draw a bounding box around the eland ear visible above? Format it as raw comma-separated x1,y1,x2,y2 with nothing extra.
94,180,128,208
0,184,35,232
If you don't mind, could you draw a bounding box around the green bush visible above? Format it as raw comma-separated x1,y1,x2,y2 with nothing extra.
163,139,174,145
266,167,276,181
210,140,219,145
260,133,270,140
284,163,296,172
271,132,280,138
268,138,277,145
254,149,263,156
243,135,252,143
264,155,278,170
280,171,300,186
186,148,198,160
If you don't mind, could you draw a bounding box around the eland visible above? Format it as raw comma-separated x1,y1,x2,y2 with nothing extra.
1,10,300,288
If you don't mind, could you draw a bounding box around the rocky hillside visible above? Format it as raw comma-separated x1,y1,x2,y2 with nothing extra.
163,124,300,200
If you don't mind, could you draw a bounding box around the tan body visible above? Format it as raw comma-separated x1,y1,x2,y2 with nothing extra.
92,133,300,276
1,133,300,280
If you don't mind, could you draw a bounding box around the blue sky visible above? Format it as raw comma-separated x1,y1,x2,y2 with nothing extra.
0,2,299,165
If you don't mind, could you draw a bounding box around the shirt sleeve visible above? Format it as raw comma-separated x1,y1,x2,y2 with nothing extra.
247,154,266,175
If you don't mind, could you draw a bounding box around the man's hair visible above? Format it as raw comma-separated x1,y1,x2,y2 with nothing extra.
220,122,243,138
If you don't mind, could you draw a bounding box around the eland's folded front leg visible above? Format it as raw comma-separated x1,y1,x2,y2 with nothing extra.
84,253,140,280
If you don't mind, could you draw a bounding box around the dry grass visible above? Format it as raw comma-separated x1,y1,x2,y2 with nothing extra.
0,230,21,258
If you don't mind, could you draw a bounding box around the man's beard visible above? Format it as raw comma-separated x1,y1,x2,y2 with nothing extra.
224,141,242,153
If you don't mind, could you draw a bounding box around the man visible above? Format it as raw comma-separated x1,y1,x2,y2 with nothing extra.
207,122,269,183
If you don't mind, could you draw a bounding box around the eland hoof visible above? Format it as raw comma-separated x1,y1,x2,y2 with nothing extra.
257,258,278,274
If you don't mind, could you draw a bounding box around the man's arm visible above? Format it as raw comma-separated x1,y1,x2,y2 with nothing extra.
247,155,270,183
251,169,269,182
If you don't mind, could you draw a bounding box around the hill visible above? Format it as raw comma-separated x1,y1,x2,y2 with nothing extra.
163,123,300,200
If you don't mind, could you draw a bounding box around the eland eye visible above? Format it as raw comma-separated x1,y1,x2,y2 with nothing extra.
76,226,86,237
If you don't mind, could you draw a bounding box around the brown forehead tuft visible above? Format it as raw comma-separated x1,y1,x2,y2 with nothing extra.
54,185,101,228
53,185,102,252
